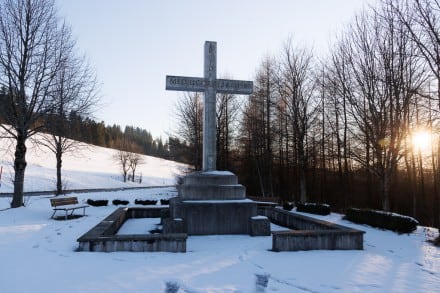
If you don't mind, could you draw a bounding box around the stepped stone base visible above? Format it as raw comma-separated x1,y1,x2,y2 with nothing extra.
178,171,245,200
168,171,269,235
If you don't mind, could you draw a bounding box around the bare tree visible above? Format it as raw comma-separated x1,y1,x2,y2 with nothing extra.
277,41,317,203
174,92,203,170
240,57,278,197
0,0,71,207
116,149,130,183
216,91,241,170
114,139,131,183
392,0,440,108
391,0,440,227
335,3,425,211
38,47,99,195
128,147,144,182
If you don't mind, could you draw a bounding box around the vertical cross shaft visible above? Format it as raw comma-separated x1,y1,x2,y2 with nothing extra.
203,41,217,171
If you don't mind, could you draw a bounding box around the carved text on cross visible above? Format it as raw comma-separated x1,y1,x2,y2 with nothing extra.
166,41,253,171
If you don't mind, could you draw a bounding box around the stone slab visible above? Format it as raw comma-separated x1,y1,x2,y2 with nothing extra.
272,230,364,251
169,198,258,235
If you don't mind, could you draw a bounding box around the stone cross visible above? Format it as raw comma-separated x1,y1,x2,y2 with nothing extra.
166,41,253,171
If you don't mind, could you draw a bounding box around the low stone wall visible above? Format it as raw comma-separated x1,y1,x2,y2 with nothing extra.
77,207,187,252
260,207,365,251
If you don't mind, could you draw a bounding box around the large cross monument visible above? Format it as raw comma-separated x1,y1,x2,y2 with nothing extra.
166,41,253,171
165,41,269,235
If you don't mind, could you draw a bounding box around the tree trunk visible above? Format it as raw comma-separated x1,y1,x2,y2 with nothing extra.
131,167,136,182
12,135,27,208
381,171,391,212
56,142,63,195
298,139,307,203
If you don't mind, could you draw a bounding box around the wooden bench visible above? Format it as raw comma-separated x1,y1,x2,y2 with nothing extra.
50,197,89,220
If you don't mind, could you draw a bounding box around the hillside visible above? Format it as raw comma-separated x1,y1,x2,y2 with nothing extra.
0,136,187,193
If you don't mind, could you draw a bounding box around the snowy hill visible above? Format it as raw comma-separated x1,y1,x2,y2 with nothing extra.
0,135,187,193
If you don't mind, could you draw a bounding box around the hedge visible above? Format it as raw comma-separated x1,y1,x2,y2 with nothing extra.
160,199,170,205
296,202,331,216
282,202,294,211
86,199,108,207
344,208,418,233
112,199,129,206
134,199,158,206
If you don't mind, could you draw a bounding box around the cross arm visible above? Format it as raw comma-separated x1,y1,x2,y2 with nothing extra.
165,75,206,92
216,79,253,95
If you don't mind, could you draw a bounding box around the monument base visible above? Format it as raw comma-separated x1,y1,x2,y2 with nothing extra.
167,171,269,235
169,198,258,235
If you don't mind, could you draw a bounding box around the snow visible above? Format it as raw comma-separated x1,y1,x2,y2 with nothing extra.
203,171,234,175
116,218,162,235
252,215,268,220
184,199,253,203
0,138,439,292
0,135,187,193
302,202,330,208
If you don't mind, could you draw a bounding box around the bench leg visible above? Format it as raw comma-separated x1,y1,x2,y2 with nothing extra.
51,210,57,219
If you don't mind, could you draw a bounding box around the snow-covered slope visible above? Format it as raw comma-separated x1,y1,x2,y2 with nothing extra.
0,136,187,193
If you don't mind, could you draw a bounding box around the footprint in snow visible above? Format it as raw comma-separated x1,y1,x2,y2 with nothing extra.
422,268,436,276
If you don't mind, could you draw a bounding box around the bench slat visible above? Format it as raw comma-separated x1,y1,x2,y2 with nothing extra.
50,197,78,207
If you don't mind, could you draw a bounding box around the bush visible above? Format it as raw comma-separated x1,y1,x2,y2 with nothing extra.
86,199,108,207
296,202,331,216
160,199,170,205
134,199,157,206
435,236,440,247
282,202,294,211
344,208,418,234
149,228,162,234
112,199,129,206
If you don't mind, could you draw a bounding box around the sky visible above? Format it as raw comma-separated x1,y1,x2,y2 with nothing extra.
55,0,378,139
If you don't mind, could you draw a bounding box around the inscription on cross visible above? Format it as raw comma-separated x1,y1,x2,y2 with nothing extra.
166,41,253,171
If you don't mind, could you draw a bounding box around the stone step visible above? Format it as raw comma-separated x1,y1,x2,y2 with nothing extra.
179,184,245,200
182,171,238,186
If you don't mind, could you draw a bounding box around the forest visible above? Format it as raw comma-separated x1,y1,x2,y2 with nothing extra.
172,0,440,228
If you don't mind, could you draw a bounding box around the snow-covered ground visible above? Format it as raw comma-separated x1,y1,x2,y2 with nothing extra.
0,138,439,292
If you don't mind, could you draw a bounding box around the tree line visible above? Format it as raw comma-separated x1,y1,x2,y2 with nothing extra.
55,111,169,159
173,0,440,228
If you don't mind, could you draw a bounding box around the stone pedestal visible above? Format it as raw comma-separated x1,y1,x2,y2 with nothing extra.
250,216,271,236
168,171,268,235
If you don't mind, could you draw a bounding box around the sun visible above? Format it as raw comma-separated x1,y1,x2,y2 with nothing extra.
412,130,432,152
